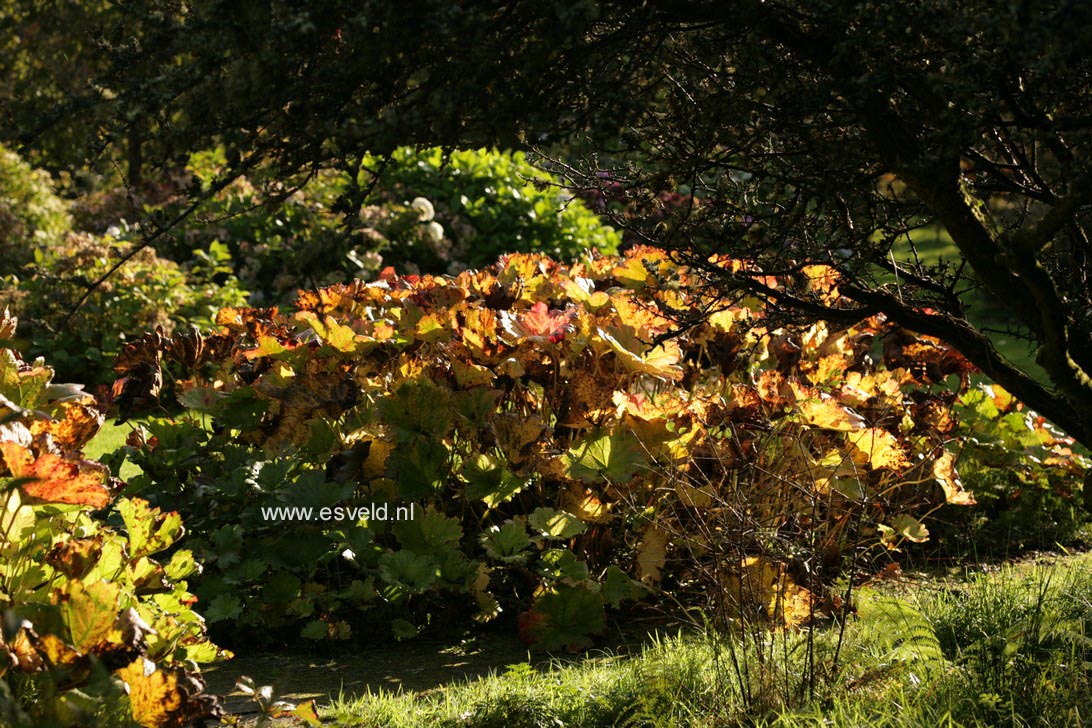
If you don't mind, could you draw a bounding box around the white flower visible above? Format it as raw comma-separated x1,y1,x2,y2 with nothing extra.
424,221,445,243
411,196,435,222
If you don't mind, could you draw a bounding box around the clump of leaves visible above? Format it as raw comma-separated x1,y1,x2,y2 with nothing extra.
107,249,1083,650
0,313,226,727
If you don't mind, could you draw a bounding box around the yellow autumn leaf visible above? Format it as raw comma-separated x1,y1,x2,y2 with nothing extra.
933,451,976,505
636,526,668,585
846,428,909,470
597,327,684,381
561,485,611,523
724,556,820,628
116,657,219,727
796,395,867,431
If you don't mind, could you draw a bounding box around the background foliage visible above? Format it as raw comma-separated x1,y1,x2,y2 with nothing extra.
0,144,70,275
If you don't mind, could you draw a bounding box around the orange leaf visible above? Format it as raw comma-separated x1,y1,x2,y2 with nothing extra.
0,442,111,508
501,302,576,343
31,399,103,453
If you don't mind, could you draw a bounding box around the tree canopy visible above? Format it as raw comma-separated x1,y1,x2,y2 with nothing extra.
4,0,1092,447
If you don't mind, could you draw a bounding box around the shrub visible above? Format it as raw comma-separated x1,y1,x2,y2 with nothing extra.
0,312,226,727
360,147,621,273
2,230,248,386
927,384,1089,554
104,249,1082,649
0,145,71,274
171,147,620,304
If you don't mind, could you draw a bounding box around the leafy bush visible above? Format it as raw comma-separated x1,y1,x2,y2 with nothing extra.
927,384,1089,554
0,145,71,275
0,313,226,727
2,230,248,386
98,248,1075,651
361,147,621,273
172,147,620,304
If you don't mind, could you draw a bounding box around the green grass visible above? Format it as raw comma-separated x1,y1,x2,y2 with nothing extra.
321,553,1092,727
85,418,141,480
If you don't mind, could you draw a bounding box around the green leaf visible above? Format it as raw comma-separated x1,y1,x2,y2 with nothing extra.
1,488,35,552
266,533,334,568
891,514,930,543
262,572,302,605
343,578,377,603
528,507,587,540
453,388,502,433
117,497,184,558
378,550,439,594
463,453,528,507
391,506,462,556
163,550,199,581
391,618,420,641
205,594,244,624
481,520,532,563
601,566,648,608
526,586,605,650
177,386,226,412
387,439,450,499
300,620,328,640
538,549,589,583
562,429,646,483
377,380,453,443
283,469,356,508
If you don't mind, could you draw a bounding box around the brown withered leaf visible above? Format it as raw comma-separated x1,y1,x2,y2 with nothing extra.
164,325,231,370
1,623,44,674
0,307,16,340
636,526,668,586
46,536,104,580
95,608,156,671
493,413,546,466
560,370,615,428
113,330,164,376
